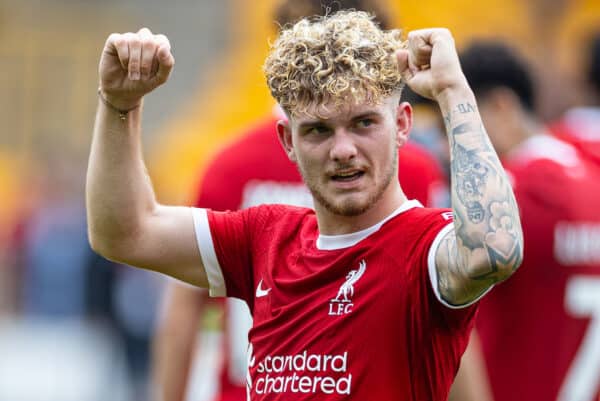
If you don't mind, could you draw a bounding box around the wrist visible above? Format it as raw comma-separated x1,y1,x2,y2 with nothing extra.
98,88,142,120
98,88,143,111
434,82,474,112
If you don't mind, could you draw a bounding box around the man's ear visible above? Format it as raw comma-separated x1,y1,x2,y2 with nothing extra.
396,101,413,147
276,119,296,162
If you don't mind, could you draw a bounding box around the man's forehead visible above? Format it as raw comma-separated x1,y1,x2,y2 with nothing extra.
291,98,395,125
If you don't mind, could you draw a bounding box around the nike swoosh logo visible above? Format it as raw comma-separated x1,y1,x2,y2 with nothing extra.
256,279,271,298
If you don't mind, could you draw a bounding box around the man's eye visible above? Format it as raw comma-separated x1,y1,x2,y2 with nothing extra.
356,119,373,129
307,126,329,135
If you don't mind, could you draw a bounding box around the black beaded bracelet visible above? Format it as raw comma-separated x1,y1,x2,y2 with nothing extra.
97,89,141,121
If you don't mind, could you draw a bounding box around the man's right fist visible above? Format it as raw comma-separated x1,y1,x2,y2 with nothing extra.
98,27,174,110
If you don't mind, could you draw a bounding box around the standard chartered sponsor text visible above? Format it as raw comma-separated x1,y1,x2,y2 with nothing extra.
254,350,352,395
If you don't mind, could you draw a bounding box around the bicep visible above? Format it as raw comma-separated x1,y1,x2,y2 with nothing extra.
434,229,494,307
119,205,209,287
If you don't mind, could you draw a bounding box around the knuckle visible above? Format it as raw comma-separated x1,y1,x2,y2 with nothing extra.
130,37,142,47
141,39,155,51
438,28,452,38
114,37,127,49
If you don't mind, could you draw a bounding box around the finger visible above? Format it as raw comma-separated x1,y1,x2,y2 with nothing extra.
151,34,169,76
138,27,156,80
152,43,175,86
408,30,433,68
104,33,129,70
127,32,142,81
395,49,413,82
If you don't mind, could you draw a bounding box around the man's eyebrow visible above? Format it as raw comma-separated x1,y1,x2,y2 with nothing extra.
296,111,381,128
351,111,381,121
297,120,328,129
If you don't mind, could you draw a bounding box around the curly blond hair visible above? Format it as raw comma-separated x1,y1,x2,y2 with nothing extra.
264,10,405,117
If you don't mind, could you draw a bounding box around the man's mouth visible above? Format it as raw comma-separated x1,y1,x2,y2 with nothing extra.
331,170,365,182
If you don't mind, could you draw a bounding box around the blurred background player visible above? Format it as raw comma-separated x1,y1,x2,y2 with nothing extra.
151,1,447,401
453,41,600,401
551,32,600,167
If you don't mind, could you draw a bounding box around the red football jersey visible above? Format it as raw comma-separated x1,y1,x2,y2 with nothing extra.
550,107,600,166
477,134,600,401
192,201,477,401
191,115,448,400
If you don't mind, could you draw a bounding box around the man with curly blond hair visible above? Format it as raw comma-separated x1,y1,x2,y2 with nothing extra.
88,10,523,400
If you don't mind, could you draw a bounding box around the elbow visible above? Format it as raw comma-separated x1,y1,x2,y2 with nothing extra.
87,225,135,264
487,236,524,283
88,230,118,262
468,236,524,284
88,230,110,259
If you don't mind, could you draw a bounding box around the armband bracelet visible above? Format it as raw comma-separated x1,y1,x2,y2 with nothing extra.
97,89,141,121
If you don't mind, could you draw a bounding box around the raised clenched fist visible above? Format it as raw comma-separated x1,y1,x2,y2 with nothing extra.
98,27,174,110
396,28,468,101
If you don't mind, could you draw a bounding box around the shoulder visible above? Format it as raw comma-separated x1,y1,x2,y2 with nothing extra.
204,204,314,239
550,107,600,141
505,135,586,192
382,203,453,244
507,134,582,172
402,206,453,227
245,204,314,225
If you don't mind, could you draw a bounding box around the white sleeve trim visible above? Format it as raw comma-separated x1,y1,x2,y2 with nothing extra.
427,222,493,309
191,208,227,297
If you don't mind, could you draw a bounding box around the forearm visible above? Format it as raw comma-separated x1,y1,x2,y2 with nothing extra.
152,323,195,401
152,286,205,401
439,87,523,285
448,331,494,401
86,99,157,256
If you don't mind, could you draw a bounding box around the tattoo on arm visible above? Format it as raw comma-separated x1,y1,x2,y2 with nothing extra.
436,101,523,304
443,103,477,127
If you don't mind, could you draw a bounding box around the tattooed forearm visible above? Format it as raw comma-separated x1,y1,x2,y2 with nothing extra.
443,102,477,127
452,141,490,224
435,97,523,305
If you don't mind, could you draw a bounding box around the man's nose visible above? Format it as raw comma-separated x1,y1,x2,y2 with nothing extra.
329,130,357,163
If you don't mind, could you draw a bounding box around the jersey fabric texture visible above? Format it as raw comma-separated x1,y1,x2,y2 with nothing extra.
189,115,449,400
193,201,477,401
476,134,600,401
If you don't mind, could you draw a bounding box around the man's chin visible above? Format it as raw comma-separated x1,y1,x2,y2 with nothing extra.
322,197,372,217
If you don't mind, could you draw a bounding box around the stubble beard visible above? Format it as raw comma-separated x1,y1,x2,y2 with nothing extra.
299,149,398,217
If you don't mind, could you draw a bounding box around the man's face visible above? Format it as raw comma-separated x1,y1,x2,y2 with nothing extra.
278,96,410,217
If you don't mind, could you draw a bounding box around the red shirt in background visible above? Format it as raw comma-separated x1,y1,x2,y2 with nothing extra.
477,134,600,401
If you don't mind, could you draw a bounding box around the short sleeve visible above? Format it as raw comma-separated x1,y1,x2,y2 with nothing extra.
415,209,479,331
192,207,264,302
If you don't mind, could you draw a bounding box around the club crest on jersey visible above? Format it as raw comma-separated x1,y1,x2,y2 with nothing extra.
328,260,366,316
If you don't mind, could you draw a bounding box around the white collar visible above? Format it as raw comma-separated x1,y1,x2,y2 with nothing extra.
316,199,423,250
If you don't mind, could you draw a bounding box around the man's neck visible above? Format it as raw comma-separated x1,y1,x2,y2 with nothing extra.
502,114,542,159
315,185,407,235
